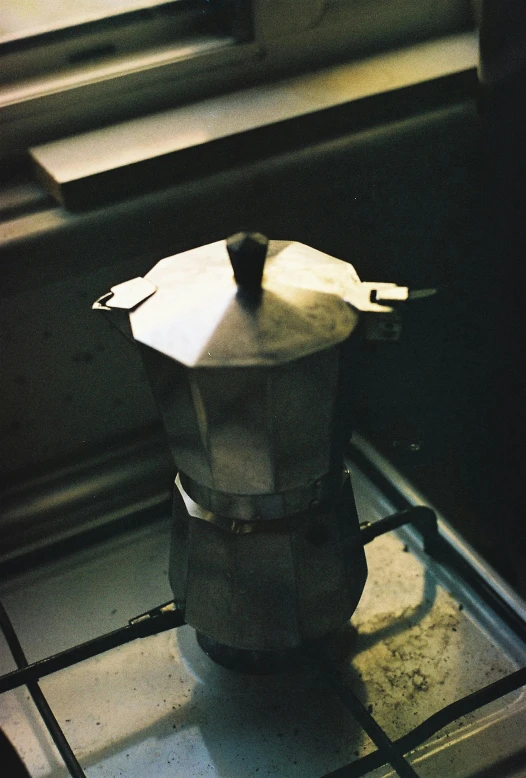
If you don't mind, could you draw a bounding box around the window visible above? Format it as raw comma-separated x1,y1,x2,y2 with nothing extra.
1,0,227,44
0,0,474,165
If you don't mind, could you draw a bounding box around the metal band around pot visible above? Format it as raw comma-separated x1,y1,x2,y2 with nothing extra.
178,470,342,521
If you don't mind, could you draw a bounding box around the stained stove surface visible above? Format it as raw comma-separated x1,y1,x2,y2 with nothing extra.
1,444,525,778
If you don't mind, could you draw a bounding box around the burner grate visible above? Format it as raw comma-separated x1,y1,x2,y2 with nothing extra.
1,505,525,778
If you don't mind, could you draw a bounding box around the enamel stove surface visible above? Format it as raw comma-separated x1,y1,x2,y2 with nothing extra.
1,450,526,778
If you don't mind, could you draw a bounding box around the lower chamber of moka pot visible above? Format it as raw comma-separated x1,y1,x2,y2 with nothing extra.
172,471,367,674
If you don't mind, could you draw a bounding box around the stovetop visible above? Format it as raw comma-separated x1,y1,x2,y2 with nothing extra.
1,439,525,778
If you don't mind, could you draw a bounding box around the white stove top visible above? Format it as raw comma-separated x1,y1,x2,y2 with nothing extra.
1,459,525,778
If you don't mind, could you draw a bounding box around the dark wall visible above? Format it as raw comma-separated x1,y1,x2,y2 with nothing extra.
1,101,484,474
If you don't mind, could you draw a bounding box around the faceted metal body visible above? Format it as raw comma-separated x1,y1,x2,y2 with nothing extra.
93,235,407,653
140,345,341,505
170,472,367,651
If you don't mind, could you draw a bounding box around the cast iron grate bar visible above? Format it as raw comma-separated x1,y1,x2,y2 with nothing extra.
1,596,422,778
359,506,438,552
348,443,526,644
0,601,185,777
307,649,420,778
322,666,526,778
0,600,185,694
0,602,87,778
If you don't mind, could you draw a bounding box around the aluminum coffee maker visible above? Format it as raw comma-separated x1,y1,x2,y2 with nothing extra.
94,233,407,663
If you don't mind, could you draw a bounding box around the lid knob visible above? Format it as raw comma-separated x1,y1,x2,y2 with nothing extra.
226,232,269,293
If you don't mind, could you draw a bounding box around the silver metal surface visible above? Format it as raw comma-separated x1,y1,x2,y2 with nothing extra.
103,239,365,367
1,464,525,778
94,277,157,311
140,347,341,496
92,236,410,653
97,240,406,367
170,473,367,650
179,469,336,521
94,237,406,497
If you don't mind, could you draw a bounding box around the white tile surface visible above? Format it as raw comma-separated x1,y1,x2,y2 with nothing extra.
1,466,525,777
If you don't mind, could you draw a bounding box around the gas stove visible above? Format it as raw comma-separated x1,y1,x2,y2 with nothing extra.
2,234,526,778
1,436,525,778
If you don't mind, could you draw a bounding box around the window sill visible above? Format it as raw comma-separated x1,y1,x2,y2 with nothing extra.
0,34,254,162
29,32,478,210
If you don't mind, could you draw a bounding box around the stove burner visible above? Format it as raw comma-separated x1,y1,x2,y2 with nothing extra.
2,503,525,778
196,632,305,674
196,621,358,674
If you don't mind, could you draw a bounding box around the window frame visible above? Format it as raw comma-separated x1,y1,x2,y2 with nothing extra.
0,0,475,165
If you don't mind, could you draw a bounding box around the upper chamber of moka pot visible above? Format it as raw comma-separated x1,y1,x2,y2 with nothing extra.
93,233,406,521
